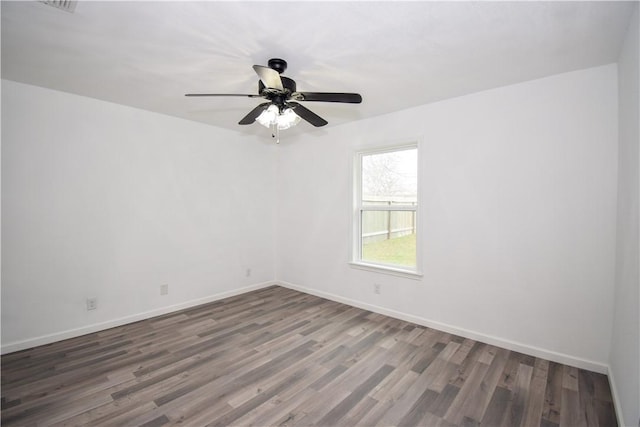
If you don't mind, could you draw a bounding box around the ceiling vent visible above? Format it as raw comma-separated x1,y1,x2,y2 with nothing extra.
40,0,77,13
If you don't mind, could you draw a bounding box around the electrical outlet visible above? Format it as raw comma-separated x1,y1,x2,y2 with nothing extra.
86,297,97,311
160,284,169,295
246,268,251,277
374,284,381,294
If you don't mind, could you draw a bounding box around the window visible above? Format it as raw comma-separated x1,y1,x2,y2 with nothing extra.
353,144,420,276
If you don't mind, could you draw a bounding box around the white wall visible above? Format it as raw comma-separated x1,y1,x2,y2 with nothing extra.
610,4,640,427
1,80,277,352
277,64,619,371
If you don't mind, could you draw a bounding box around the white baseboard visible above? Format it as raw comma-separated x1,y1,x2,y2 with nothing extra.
277,280,609,374
0,281,276,355
606,366,631,427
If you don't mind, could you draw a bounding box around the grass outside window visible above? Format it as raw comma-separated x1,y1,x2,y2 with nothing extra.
362,233,416,268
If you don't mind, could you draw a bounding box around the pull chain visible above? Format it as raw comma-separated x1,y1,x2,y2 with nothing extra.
271,124,280,144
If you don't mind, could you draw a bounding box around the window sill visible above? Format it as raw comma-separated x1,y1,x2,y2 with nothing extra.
349,261,423,280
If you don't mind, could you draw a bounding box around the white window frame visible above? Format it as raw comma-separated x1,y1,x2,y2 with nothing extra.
350,142,423,279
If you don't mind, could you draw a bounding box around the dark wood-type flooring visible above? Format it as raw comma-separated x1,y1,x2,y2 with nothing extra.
1,286,617,426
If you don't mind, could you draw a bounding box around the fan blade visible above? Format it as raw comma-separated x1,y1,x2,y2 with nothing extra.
185,93,262,97
292,92,362,103
253,65,284,91
239,103,271,125
289,102,328,127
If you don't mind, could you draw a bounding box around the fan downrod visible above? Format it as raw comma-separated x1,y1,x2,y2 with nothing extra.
268,58,287,74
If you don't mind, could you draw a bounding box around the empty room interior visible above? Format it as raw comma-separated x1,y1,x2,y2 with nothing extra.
1,1,639,426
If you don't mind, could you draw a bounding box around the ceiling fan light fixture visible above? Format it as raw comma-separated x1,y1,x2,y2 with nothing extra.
255,105,301,130
277,107,301,130
255,104,278,127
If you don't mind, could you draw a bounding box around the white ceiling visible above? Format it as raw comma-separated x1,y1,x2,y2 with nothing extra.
1,1,635,139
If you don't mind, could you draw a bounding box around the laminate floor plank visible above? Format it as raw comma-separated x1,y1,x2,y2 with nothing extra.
457,347,510,423
428,383,460,418
443,358,491,425
231,364,331,426
500,362,534,427
368,363,420,403
341,394,379,426
1,286,617,426
240,388,319,427
480,385,510,426
543,360,564,425
523,358,549,426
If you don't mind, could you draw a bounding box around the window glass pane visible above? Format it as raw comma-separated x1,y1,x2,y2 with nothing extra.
362,148,417,204
361,210,416,267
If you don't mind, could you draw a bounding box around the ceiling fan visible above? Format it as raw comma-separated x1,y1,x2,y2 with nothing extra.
185,58,362,136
